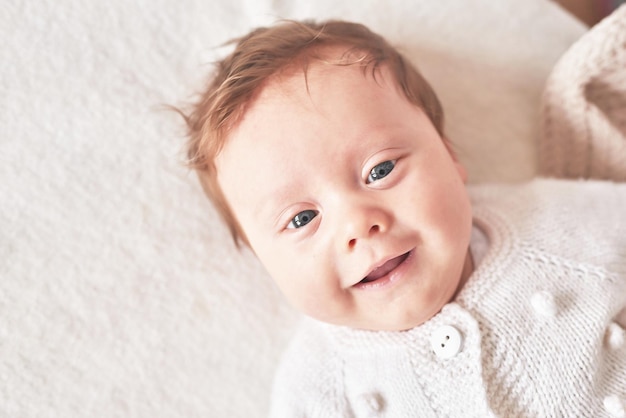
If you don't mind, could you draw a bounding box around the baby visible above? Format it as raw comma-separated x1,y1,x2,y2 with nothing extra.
183,20,626,417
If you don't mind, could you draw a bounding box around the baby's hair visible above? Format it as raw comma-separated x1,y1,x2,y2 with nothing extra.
181,19,445,247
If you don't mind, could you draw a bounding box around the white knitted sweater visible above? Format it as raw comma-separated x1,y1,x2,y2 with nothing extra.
269,179,626,417
270,7,626,417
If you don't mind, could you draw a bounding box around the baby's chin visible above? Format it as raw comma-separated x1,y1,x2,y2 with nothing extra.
314,309,436,332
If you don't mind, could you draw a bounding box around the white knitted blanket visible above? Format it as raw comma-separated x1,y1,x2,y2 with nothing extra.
541,4,626,180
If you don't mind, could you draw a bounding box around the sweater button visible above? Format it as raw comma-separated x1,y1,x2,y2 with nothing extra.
430,325,463,359
603,395,625,417
605,322,625,351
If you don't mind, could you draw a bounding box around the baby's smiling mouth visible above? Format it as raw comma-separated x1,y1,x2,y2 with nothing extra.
358,251,411,285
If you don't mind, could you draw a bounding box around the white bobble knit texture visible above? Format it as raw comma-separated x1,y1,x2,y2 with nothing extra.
605,322,625,351
530,291,558,318
604,395,626,418
354,392,384,417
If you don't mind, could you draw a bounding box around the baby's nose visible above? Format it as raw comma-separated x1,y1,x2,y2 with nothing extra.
340,199,391,251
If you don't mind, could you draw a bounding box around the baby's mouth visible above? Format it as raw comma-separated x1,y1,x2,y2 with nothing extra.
358,251,411,285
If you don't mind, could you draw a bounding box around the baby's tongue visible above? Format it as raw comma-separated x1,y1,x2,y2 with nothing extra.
363,255,404,282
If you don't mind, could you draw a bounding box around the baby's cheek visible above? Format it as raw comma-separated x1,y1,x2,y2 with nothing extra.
300,275,351,321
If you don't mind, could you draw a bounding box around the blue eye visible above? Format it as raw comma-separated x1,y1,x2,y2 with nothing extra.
287,210,318,229
367,160,395,183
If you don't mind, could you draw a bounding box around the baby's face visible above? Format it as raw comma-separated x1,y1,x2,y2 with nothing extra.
216,58,473,331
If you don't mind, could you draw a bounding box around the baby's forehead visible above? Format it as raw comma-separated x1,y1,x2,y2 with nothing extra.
257,56,395,106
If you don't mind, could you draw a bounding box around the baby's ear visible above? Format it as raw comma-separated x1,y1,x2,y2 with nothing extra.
443,137,468,183
442,137,457,159
455,161,468,183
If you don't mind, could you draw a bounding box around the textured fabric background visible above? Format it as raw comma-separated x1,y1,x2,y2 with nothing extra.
540,4,626,180
0,1,585,417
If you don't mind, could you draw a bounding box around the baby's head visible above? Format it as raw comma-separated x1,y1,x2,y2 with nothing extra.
186,20,473,331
